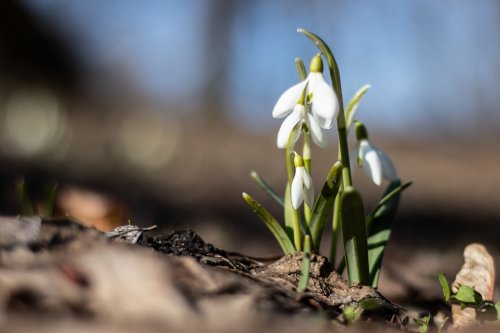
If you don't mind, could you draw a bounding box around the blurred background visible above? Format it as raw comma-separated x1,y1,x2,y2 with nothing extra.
0,0,499,303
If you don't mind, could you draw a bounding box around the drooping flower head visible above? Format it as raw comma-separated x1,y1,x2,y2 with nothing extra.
291,152,314,209
354,121,398,186
273,55,339,149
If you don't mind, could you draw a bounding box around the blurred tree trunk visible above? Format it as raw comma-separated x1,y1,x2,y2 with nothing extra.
200,0,237,124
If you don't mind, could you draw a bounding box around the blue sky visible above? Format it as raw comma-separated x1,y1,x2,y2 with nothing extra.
22,0,500,135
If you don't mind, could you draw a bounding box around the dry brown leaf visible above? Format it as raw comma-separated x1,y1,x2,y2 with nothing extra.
452,243,495,329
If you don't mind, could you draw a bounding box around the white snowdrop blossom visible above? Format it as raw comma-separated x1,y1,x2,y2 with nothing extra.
276,102,327,149
358,139,398,186
291,154,314,209
272,55,339,148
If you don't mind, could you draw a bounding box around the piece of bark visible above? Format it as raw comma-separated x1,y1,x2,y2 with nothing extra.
452,243,495,329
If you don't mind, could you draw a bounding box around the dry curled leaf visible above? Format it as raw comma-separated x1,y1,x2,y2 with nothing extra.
452,243,495,329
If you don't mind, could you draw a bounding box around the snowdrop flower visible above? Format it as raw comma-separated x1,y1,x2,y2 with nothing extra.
276,98,328,149
272,55,339,148
291,153,314,209
354,122,398,186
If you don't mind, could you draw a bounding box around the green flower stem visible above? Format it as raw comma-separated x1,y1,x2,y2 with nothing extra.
297,235,312,292
330,193,341,266
285,128,301,251
292,207,302,251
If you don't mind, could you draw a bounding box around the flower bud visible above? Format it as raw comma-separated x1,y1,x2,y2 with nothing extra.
309,54,323,73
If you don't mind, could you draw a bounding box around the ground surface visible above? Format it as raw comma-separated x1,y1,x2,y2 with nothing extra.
0,216,418,333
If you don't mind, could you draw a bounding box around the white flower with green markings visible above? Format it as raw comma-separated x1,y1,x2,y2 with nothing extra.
291,153,314,209
273,55,338,148
354,121,398,186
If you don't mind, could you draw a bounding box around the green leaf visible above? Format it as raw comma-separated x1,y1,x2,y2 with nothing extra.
250,171,284,207
309,162,342,250
342,298,384,324
297,235,311,292
295,57,307,81
438,272,451,302
415,315,430,333
41,181,58,218
17,178,34,216
346,84,371,131
340,187,369,285
454,285,482,305
366,180,412,288
242,193,295,254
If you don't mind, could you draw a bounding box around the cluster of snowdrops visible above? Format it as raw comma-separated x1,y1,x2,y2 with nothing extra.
243,29,411,289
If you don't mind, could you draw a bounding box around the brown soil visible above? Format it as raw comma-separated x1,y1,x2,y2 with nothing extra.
0,216,409,333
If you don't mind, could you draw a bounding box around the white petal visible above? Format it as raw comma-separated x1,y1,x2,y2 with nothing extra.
376,147,399,181
308,73,338,129
307,113,329,148
291,168,304,209
272,80,307,118
276,106,304,149
360,140,383,186
302,168,315,208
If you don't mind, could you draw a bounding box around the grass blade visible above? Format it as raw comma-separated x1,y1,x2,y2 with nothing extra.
41,181,58,218
346,84,371,131
17,178,34,216
242,192,295,254
309,161,342,250
250,171,284,207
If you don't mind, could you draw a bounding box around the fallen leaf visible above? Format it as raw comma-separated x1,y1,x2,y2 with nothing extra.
452,243,495,329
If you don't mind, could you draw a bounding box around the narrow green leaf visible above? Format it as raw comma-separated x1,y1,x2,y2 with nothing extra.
340,187,369,285
41,181,58,218
297,235,311,292
438,272,451,302
366,180,411,288
309,161,342,250
250,171,284,207
17,178,34,216
242,193,295,254
454,285,482,305
295,57,307,81
367,181,413,230
346,84,371,132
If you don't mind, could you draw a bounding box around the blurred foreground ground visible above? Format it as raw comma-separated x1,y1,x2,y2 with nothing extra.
1,115,500,306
